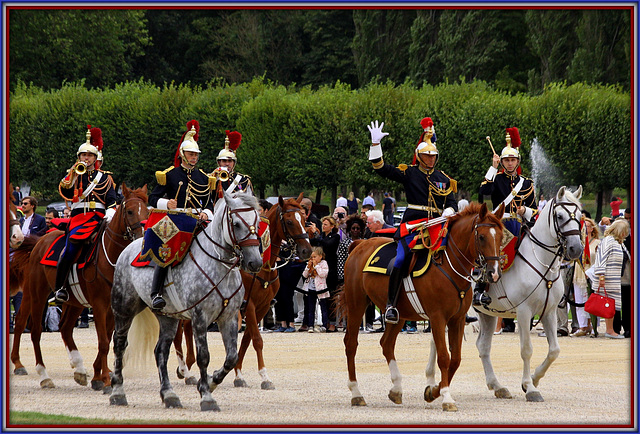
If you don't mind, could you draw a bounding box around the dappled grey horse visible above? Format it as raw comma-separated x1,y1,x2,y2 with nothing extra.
109,191,262,411
426,186,583,404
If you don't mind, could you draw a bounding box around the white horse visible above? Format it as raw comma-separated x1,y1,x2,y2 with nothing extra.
426,186,583,403
109,191,263,411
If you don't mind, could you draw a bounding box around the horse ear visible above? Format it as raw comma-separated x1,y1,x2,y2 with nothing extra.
121,182,130,196
296,192,304,204
479,202,488,219
556,186,566,201
278,195,285,208
494,203,505,220
141,184,148,195
574,185,583,200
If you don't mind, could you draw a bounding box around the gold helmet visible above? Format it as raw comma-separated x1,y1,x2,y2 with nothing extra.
76,125,102,158
173,120,200,167
217,130,242,162
414,117,438,164
500,127,521,160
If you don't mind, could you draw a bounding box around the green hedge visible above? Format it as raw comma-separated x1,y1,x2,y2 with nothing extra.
9,79,630,201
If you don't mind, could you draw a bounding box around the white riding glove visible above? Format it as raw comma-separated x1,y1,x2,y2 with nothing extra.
105,207,116,223
367,120,389,160
442,207,455,217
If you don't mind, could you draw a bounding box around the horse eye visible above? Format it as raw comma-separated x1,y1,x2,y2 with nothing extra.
478,234,485,242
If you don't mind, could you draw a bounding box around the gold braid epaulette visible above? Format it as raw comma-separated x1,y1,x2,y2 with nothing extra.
440,170,457,193
155,166,174,186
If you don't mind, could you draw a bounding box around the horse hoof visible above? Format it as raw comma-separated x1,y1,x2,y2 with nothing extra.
442,402,458,412
176,367,184,380
163,396,183,408
40,378,55,388
91,380,104,391
185,376,198,386
102,386,112,395
525,391,544,402
200,399,220,412
494,387,512,399
351,396,367,406
424,386,436,402
261,381,275,390
388,390,402,405
110,394,128,406
14,367,28,376
233,378,248,388
74,372,88,386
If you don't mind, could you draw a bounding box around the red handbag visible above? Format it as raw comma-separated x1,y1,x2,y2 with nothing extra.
584,282,615,319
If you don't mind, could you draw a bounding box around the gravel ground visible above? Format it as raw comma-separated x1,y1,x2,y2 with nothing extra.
7,322,634,427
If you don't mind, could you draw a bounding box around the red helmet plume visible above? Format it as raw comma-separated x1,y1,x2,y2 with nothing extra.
226,130,242,151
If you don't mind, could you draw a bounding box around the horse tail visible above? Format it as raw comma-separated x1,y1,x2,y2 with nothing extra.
123,307,158,376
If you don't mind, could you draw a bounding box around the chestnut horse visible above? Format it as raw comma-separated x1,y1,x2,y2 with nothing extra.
340,202,504,411
171,194,313,389
11,184,148,391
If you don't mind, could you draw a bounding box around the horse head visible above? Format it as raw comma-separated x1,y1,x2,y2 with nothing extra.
217,191,263,273
550,185,583,261
8,183,24,248
110,183,149,242
273,192,312,261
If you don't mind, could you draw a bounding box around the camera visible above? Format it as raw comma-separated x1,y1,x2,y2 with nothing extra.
305,221,312,227
337,212,345,219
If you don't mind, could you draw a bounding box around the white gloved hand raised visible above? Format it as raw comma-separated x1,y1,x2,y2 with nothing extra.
367,121,389,144
105,207,116,223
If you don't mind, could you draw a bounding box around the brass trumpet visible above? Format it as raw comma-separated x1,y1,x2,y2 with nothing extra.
74,161,88,175
213,167,230,182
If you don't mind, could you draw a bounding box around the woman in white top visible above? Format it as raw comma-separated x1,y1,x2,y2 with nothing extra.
589,218,630,339
571,217,600,337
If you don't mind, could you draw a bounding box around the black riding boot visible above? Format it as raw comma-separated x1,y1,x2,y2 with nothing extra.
384,266,404,324
54,253,75,303
151,266,168,310
472,281,492,306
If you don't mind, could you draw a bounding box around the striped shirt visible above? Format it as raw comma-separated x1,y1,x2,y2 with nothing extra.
591,235,624,309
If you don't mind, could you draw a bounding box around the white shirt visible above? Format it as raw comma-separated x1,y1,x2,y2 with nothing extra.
21,214,33,236
363,196,375,207
458,198,469,212
336,196,348,207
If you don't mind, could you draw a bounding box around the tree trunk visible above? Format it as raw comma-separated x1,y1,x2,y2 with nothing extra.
330,185,337,211
315,189,322,205
596,190,603,222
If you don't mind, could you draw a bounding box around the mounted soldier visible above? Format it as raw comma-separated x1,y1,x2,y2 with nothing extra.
367,117,457,324
144,120,214,310
54,126,117,303
210,130,253,202
475,127,538,306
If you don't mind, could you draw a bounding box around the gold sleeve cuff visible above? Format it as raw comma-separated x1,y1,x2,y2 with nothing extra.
372,158,384,169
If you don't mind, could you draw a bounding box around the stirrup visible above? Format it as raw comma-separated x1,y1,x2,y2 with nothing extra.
55,288,69,303
151,294,166,310
472,291,491,306
384,305,399,324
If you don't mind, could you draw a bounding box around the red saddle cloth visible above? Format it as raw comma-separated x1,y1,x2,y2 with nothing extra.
40,233,98,269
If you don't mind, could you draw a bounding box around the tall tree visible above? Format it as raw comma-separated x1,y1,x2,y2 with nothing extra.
408,9,444,85
9,9,149,91
352,10,416,86
567,9,631,90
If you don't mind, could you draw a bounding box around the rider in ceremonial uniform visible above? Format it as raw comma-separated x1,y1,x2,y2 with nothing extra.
54,126,117,303
147,120,214,309
367,118,457,323
475,127,537,306
210,130,253,203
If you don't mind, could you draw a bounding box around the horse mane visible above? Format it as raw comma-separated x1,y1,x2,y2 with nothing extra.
10,235,41,278
449,202,503,228
231,191,259,210
561,188,581,207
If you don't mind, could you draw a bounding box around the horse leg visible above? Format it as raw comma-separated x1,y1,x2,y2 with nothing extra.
91,306,114,393
475,312,512,399
380,321,404,405
425,338,438,396
209,313,240,393
422,315,454,411
29,295,54,388
11,288,31,375
436,315,467,412
155,315,182,408
174,321,198,385
110,308,134,406
344,290,369,406
523,310,558,402
233,320,253,388
59,304,88,387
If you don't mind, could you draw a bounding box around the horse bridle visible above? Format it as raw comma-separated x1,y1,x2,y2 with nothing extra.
270,205,309,269
104,197,147,248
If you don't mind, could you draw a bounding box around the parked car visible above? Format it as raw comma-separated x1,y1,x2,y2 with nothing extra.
393,206,406,227
46,201,68,217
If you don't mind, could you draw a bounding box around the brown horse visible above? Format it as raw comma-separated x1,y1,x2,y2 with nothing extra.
171,193,313,389
10,183,148,391
340,202,504,411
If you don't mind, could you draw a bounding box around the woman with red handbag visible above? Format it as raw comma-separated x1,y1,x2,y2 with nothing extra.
571,217,601,337
588,218,630,339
